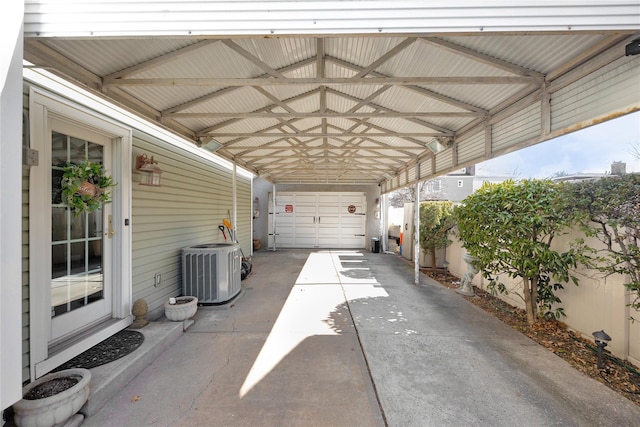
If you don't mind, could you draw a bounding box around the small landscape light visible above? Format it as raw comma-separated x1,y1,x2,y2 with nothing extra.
592,330,611,369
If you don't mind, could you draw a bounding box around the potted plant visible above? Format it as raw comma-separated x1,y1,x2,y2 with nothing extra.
164,296,198,321
12,368,91,427
61,159,116,215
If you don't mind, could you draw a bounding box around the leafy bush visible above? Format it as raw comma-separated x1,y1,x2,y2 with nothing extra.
569,174,640,312
418,201,455,270
454,179,581,324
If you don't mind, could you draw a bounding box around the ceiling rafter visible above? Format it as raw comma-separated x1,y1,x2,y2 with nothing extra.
324,88,456,135
354,37,418,78
419,37,545,79
166,111,481,119
196,88,320,135
164,57,318,115
103,75,537,87
210,131,445,138
105,40,222,80
326,56,488,114
24,29,635,185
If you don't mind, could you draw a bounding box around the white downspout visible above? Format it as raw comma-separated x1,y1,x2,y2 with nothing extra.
271,184,277,251
414,183,420,285
232,164,237,242
380,192,387,253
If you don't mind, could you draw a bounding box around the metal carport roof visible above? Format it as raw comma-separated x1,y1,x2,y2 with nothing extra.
23,1,640,190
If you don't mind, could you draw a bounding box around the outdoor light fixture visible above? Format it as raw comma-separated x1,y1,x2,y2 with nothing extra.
135,154,163,186
199,137,222,153
625,38,640,56
592,330,612,369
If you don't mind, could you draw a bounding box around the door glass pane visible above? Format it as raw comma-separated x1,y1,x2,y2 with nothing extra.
51,132,67,167
51,132,104,318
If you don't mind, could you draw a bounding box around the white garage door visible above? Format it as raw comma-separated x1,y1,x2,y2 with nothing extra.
269,192,367,249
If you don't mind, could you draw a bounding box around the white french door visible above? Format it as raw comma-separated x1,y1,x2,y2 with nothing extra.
29,87,133,379
48,118,113,343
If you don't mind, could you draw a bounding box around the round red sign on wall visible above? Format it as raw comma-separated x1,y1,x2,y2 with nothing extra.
347,205,356,214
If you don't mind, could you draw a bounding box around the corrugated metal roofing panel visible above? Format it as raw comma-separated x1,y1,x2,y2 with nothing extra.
458,131,485,165
552,57,640,131
38,38,200,75
492,102,542,152
408,164,417,183
418,83,530,111
374,86,470,114
23,3,640,186
443,34,613,74
25,1,640,37
435,149,453,173
234,37,317,71
384,39,516,78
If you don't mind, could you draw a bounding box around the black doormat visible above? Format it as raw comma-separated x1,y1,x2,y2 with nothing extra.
53,329,144,371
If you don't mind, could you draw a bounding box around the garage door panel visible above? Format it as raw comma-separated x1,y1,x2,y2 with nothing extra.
341,236,366,247
295,236,317,246
341,195,363,204
318,216,339,225
317,237,338,247
276,235,294,246
295,195,317,204
341,226,363,234
342,216,364,225
296,205,317,214
318,227,339,235
272,191,367,249
277,195,294,204
295,216,316,225
317,194,337,203
295,226,316,236
318,206,339,214
276,214,294,224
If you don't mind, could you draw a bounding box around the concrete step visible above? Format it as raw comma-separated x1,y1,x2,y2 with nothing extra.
83,320,184,416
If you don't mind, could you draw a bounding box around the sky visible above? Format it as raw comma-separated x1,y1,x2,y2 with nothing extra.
475,111,640,179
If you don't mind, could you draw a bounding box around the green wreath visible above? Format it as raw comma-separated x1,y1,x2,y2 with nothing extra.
61,159,116,215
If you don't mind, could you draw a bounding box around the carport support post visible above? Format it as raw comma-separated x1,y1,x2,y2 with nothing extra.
232,164,237,242
414,183,420,285
271,184,277,251
380,193,387,253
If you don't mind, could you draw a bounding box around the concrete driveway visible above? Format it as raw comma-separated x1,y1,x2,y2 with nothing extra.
83,249,640,427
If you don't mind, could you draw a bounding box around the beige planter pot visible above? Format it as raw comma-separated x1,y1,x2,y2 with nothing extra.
13,368,91,427
164,296,198,321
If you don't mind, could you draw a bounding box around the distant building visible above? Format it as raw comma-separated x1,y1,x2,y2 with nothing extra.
552,162,627,183
422,166,509,203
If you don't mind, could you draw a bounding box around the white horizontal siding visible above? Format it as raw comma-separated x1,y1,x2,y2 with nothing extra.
398,170,407,187
419,159,433,179
131,130,245,316
457,131,485,165
435,149,453,174
24,1,640,37
236,175,252,257
492,102,541,153
407,164,417,183
552,57,640,132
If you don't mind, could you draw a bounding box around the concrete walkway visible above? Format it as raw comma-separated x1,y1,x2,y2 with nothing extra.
83,250,640,427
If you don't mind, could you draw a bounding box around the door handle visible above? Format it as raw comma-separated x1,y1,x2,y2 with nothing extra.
106,214,116,238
